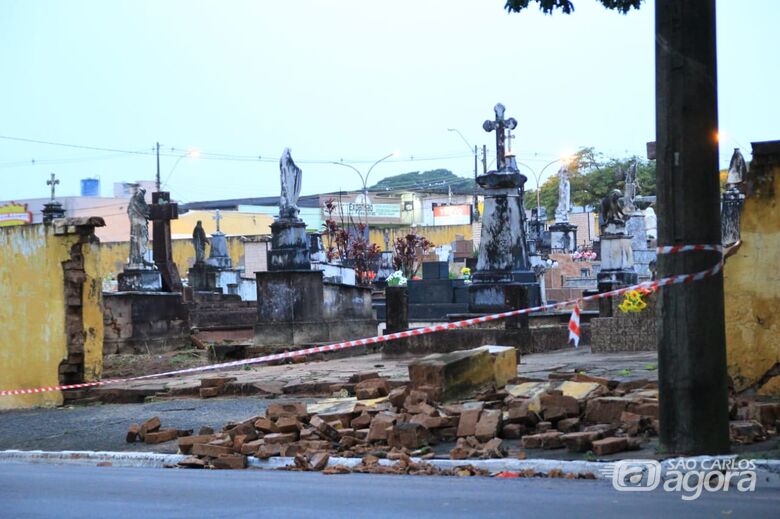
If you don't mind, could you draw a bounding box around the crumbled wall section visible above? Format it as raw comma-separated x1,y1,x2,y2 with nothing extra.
57,220,105,399
725,141,780,395
0,217,104,409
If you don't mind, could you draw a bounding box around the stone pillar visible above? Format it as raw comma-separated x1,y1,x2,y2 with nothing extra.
721,188,745,246
268,219,310,271
385,286,408,334
254,270,328,349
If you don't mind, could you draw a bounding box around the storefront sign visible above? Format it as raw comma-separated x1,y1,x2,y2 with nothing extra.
433,204,472,226
0,202,33,227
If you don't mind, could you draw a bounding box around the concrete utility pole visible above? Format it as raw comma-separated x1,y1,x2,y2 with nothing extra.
155,142,161,192
656,0,730,455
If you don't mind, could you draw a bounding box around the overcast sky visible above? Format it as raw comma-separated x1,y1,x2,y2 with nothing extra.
1,0,777,203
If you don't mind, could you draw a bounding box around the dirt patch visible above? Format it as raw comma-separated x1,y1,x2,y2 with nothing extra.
103,350,210,379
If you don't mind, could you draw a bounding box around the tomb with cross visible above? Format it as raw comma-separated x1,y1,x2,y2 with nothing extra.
42,173,66,223
469,103,540,313
148,190,182,292
188,208,243,294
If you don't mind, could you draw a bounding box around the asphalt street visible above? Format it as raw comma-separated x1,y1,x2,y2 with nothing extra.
0,397,284,453
0,463,778,519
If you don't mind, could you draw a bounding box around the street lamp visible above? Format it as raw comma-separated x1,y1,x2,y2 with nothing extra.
515,156,571,220
447,128,478,180
162,148,200,189
330,151,398,225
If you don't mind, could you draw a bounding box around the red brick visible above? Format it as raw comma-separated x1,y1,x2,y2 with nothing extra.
355,378,390,400
730,420,766,444
177,456,207,468
505,403,539,426
560,431,601,452
474,409,502,442
310,452,330,471
240,439,265,455
263,432,297,444
227,422,257,440
500,423,527,439
266,402,308,421
573,373,611,386
199,386,221,399
191,443,234,457
177,434,217,454
254,417,280,434
616,379,651,392
350,413,372,429
456,409,481,437
144,428,179,444
200,376,236,388
583,397,631,424
388,387,407,408
276,417,301,434
366,413,396,442
126,423,140,443
521,432,563,449
555,417,579,433
592,437,628,456
628,402,659,419
387,423,429,449
211,454,247,469
139,416,161,439
349,371,380,383
310,416,341,441
540,393,580,418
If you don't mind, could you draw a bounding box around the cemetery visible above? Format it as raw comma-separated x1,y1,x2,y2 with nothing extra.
0,104,778,474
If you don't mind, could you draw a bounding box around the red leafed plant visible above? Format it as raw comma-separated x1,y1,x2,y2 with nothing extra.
392,232,434,279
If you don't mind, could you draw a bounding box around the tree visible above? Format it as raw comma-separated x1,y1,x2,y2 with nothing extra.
524,147,656,217
504,0,641,15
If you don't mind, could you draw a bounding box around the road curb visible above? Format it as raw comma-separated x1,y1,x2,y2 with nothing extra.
2,449,779,487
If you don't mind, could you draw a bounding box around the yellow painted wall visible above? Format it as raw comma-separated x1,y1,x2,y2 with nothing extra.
82,240,104,380
171,210,272,238
99,236,246,280
0,223,103,409
724,161,780,395
368,224,473,249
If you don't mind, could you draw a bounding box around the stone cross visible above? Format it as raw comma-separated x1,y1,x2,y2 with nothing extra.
213,209,222,233
46,173,59,201
482,103,518,172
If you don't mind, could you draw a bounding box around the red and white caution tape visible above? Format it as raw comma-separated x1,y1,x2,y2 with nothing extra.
0,244,727,397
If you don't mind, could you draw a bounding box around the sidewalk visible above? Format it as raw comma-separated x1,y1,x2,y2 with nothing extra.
94,347,659,403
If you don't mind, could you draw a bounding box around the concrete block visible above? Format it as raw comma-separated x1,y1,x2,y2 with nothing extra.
408,348,494,402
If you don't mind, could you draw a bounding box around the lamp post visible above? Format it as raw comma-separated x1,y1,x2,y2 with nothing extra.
330,152,397,226
515,157,568,219
162,148,200,190
447,128,479,180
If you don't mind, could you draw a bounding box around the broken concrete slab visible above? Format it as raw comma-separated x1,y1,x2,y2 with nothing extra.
408,348,494,402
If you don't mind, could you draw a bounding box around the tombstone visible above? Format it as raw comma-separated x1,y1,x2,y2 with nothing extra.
596,189,638,307
469,103,541,313
617,163,654,278
150,191,182,292
188,209,242,295
722,148,747,246
549,164,577,253
254,149,377,352
42,173,66,224
117,185,162,291
267,148,310,271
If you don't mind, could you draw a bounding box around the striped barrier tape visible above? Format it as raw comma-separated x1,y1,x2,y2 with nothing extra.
0,243,729,397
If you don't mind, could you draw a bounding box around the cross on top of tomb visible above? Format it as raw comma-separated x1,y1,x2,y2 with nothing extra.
46,173,59,201
213,209,223,233
482,103,518,172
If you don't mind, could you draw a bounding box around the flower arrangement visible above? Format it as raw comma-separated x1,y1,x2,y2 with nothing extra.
460,266,472,284
618,287,654,313
571,250,597,262
386,270,408,287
